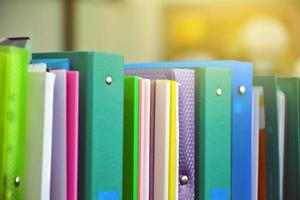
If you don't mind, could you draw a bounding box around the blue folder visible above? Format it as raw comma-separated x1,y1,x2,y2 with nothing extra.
31,58,70,70
125,61,253,200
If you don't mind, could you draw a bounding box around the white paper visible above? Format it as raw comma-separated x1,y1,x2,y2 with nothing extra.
154,80,170,200
26,72,55,200
251,87,261,200
277,90,285,200
144,79,151,200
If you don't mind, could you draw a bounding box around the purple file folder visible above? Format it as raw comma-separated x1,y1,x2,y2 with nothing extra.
126,69,195,200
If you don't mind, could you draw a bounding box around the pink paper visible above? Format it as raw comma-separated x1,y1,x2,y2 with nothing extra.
138,79,151,200
138,79,146,200
67,71,79,200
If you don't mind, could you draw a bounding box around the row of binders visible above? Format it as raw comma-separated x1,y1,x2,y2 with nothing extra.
0,38,299,200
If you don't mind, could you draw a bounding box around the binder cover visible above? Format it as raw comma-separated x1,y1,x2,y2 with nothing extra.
33,52,124,200
277,78,300,200
50,70,67,200
126,68,195,199
26,72,55,200
31,58,70,70
126,61,251,200
124,76,139,200
138,79,151,200
154,80,171,200
169,81,179,200
196,67,231,200
0,46,29,200
66,71,79,200
254,76,280,200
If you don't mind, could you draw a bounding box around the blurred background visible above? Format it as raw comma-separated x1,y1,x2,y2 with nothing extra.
1,0,300,75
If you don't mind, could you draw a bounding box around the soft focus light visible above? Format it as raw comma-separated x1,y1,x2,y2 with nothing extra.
241,16,289,58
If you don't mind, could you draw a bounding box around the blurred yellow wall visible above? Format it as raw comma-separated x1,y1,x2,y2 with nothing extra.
0,0,64,52
0,0,299,72
0,0,166,62
74,0,164,62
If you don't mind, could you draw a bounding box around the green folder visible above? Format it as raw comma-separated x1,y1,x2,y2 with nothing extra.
254,76,279,200
33,52,124,200
0,46,29,199
195,67,231,200
123,76,139,200
277,78,300,200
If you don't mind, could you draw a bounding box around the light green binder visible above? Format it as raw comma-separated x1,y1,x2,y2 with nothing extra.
195,67,231,200
123,76,139,200
0,46,29,200
254,76,280,200
33,51,124,200
277,78,300,200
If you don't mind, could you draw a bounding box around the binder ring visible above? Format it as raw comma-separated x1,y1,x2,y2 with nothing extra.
216,88,223,96
180,175,189,185
239,86,246,94
14,176,21,187
105,76,113,85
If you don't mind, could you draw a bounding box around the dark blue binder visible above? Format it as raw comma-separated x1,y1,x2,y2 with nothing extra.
125,61,253,200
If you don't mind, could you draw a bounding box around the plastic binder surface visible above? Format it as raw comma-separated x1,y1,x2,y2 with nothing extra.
0,46,29,199
196,67,231,200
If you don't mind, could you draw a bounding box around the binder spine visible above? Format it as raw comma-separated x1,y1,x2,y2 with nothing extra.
231,63,253,200
89,53,124,199
0,47,29,200
195,67,231,200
